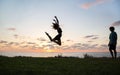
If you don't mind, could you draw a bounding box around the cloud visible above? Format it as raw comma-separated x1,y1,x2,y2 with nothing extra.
0,40,20,48
71,43,82,50
46,45,55,50
111,20,120,27
66,39,74,42
66,40,71,41
27,42,36,45
91,37,99,39
19,41,40,50
81,43,98,50
37,37,46,41
61,45,71,50
88,41,93,42
84,35,99,43
81,0,110,9
7,42,19,46
84,35,94,38
20,45,28,48
0,40,44,50
0,40,8,48
117,45,120,51
100,44,107,48
7,28,16,31
84,35,98,38
62,43,99,50
0,40,7,43
98,44,108,50
13,34,19,39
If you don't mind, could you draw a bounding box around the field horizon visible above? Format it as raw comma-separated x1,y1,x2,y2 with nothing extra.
0,55,120,75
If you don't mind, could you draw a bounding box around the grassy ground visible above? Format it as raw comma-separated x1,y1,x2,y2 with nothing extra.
0,56,120,75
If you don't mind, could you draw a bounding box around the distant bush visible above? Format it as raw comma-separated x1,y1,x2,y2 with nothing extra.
55,53,63,58
0,55,8,57
84,53,94,58
54,54,79,58
14,56,32,58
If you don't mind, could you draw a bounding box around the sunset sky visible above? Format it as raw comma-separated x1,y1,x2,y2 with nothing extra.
0,0,120,57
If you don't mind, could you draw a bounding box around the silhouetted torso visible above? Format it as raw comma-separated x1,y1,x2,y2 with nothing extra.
109,31,117,45
57,27,62,35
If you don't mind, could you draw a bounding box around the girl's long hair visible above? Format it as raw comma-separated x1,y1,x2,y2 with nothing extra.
52,23,59,30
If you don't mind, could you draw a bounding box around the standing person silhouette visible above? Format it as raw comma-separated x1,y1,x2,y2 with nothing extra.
45,16,62,46
108,26,117,58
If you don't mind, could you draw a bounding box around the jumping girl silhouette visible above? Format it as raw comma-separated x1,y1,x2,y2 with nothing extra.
45,16,62,46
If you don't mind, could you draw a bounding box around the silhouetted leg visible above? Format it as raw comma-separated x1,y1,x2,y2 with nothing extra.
113,49,117,59
58,39,61,45
109,49,114,58
45,32,52,41
52,39,61,46
52,35,61,46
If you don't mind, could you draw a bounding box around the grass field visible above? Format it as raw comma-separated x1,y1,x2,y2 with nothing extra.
0,56,120,75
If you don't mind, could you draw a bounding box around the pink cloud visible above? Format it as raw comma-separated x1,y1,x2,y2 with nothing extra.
7,28,16,31
111,20,120,27
37,37,46,41
81,0,110,9
13,34,18,39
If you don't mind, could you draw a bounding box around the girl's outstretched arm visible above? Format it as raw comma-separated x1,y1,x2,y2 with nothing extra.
54,16,59,25
53,19,57,24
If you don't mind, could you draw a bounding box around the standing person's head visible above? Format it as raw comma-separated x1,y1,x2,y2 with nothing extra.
109,26,115,32
52,23,59,30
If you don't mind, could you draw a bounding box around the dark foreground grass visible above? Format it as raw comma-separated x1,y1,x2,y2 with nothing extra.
0,56,120,75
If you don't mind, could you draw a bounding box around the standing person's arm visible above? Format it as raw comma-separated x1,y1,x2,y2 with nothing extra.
108,34,111,46
115,32,117,41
